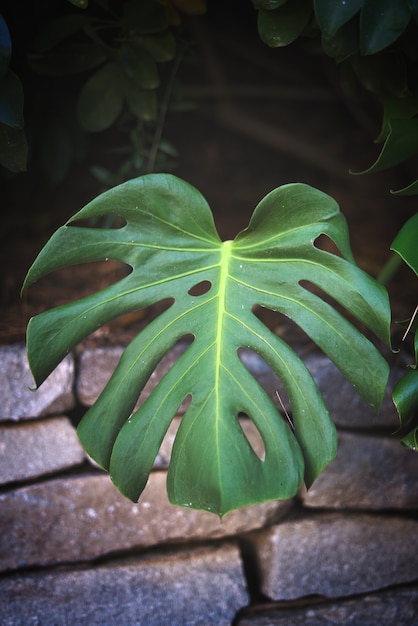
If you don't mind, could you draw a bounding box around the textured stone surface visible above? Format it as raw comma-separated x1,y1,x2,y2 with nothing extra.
0,344,75,420
302,431,418,510
236,585,418,625
0,543,249,626
0,417,86,485
249,512,418,600
304,352,401,429
0,471,293,571
76,342,190,407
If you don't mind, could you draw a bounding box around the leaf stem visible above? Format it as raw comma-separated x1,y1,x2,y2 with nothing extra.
146,41,192,174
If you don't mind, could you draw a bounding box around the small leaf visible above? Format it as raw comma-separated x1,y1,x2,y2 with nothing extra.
360,0,411,55
33,15,90,52
28,44,107,77
119,44,160,90
67,0,89,7
124,80,158,121
391,213,418,276
351,50,409,99
351,119,418,175
257,0,312,47
393,333,418,450
122,0,168,34
77,62,124,131
23,175,391,515
375,96,418,143
409,0,418,21
314,0,362,38
322,15,359,62
391,180,418,196
134,32,176,63
252,0,288,9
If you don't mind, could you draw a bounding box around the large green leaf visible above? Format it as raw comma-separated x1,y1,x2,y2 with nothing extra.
257,0,312,47
391,215,418,451
23,174,391,516
314,0,362,38
360,0,411,55
391,213,418,274
352,119,418,175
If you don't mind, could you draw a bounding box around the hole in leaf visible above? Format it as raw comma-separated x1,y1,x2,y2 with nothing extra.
188,280,212,296
136,334,194,411
314,234,343,257
251,305,307,344
237,347,293,431
239,415,266,461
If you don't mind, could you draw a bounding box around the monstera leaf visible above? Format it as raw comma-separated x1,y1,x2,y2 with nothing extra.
23,174,391,516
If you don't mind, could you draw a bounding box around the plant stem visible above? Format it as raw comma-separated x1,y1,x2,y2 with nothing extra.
146,42,191,174
377,252,403,285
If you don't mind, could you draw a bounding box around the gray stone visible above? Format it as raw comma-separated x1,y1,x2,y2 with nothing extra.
0,543,249,626
302,431,418,510
0,471,293,571
0,344,75,420
0,417,86,485
77,342,193,408
304,352,400,430
249,512,418,600
236,585,418,625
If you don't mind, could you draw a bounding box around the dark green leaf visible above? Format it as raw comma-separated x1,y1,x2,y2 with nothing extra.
23,175,391,515
124,80,157,121
314,0,362,38
28,44,107,76
322,15,359,62
375,96,418,143
391,213,418,276
33,15,90,52
252,0,288,9
0,122,27,172
0,69,24,128
119,44,160,89
134,32,176,63
67,0,88,8
391,179,418,196
352,50,408,98
257,0,312,47
409,0,418,21
0,15,11,79
393,332,418,451
77,62,124,131
352,119,418,175
360,0,411,55
122,0,168,34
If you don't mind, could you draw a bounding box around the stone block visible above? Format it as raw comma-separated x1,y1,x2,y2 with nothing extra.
0,344,75,420
302,431,418,510
236,585,418,625
248,512,418,600
76,342,191,407
0,471,294,571
0,417,86,485
304,352,400,430
0,543,249,626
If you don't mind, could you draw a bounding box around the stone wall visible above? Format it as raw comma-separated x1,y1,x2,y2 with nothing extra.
0,343,417,625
